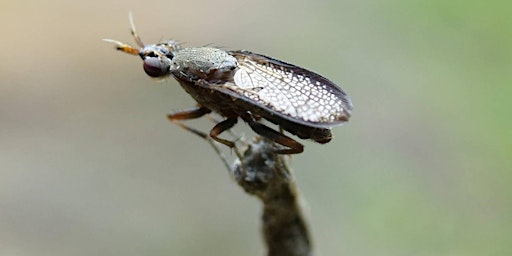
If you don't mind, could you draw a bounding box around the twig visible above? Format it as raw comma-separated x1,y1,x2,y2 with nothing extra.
231,138,312,256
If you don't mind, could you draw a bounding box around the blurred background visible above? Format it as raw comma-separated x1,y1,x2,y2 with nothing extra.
1,0,511,255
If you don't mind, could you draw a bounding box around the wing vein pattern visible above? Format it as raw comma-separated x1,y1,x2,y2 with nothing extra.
228,51,351,126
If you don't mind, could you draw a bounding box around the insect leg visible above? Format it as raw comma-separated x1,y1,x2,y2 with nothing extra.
167,106,239,172
244,118,304,154
167,106,212,139
209,118,238,148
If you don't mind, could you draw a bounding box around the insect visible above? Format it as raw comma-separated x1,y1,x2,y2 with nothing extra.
104,15,352,154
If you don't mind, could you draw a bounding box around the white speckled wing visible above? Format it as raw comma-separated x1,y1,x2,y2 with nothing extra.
226,51,352,127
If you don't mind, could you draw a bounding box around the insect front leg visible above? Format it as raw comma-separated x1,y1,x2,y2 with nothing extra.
167,106,212,139
167,106,239,171
168,106,240,152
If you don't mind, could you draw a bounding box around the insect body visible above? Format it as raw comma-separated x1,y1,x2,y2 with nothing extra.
105,17,352,154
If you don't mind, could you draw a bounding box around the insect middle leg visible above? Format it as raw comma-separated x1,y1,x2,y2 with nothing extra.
209,118,238,148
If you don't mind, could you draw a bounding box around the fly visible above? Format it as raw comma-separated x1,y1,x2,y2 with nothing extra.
104,15,353,154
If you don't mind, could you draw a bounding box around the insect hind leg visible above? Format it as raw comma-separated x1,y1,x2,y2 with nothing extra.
244,118,304,154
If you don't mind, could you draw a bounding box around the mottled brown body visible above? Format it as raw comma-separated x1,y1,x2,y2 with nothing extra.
176,78,333,144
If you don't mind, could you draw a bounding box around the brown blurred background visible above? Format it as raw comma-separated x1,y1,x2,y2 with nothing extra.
1,0,511,255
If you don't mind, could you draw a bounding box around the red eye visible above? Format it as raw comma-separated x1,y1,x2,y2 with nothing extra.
143,57,169,77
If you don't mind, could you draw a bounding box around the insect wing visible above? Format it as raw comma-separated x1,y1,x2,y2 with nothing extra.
223,51,352,127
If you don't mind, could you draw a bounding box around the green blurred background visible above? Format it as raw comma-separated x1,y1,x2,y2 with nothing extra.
1,0,511,255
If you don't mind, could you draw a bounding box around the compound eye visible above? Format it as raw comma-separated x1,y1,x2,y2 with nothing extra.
143,57,169,77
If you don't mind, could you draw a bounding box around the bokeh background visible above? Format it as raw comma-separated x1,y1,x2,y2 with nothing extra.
1,0,511,255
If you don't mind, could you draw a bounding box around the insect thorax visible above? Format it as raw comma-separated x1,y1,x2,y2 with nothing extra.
170,47,238,83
